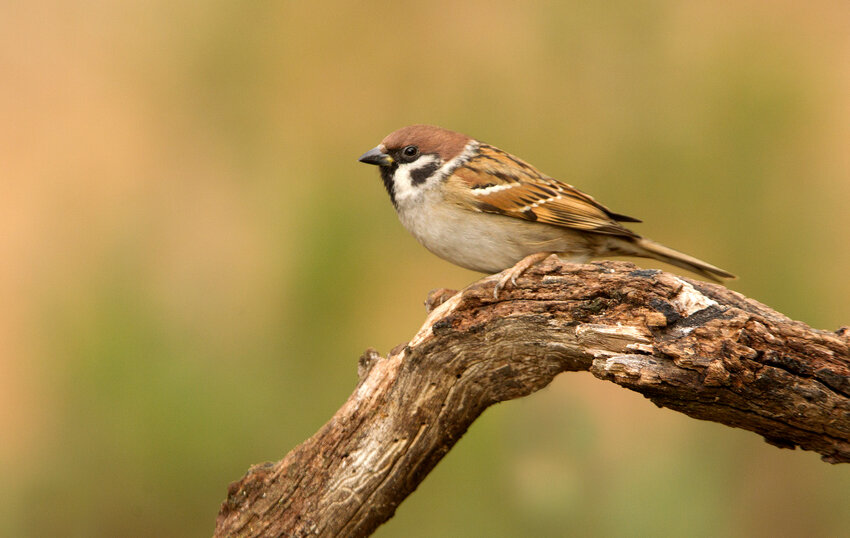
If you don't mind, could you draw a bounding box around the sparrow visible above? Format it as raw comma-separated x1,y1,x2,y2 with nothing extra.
359,124,734,296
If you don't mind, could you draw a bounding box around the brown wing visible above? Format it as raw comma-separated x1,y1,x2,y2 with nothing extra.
444,143,641,238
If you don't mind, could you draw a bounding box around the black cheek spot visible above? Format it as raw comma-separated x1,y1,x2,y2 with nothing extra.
410,162,440,186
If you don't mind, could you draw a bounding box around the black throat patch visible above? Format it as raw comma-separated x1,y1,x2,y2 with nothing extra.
379,164,399,208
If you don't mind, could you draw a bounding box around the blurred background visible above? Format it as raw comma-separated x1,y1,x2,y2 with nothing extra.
2,1,849,536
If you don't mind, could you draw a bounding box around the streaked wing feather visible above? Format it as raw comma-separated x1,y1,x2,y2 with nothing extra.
446,144,640,238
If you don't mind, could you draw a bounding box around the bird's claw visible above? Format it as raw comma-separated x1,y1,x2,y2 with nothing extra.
491,252,554,299
493,272,518,299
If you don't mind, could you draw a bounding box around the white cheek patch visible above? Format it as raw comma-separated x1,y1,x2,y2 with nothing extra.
392,141,479,203
392,155,440,201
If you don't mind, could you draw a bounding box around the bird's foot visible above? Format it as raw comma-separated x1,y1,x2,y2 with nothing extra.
492,252,554,299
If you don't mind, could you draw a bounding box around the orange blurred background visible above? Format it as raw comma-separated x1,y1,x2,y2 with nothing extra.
2,1,849,536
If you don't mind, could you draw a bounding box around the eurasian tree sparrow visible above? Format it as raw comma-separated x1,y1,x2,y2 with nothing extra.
359,125,734,295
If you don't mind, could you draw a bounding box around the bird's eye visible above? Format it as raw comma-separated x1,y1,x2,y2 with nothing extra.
402,145,419,160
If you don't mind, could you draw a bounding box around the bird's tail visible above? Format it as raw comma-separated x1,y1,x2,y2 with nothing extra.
619,237,735,282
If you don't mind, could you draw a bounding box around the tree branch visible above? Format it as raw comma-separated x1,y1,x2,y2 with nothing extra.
214,259,850,538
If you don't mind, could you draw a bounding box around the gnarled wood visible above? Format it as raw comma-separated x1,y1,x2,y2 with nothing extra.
214,259,850,538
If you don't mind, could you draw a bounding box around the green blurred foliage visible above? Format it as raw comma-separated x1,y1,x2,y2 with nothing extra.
1,1,848,536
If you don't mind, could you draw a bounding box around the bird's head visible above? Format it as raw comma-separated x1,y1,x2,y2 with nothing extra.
359,125,472,207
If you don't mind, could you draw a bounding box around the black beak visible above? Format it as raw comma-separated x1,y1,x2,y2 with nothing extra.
358,147,393,166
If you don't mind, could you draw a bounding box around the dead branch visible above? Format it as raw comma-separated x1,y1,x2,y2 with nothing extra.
214,259,850,538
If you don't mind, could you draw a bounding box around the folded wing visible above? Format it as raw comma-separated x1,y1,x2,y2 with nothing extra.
445,143,641,238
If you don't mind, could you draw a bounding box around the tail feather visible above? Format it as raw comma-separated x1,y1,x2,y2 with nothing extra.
625,237,735,282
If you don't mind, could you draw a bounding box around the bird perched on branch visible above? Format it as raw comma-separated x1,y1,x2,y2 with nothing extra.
359,124,734,296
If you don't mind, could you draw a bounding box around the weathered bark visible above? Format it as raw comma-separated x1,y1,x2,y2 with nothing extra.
214,259,850,538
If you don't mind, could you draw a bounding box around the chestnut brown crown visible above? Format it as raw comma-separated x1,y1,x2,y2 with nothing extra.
380,125,471,163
